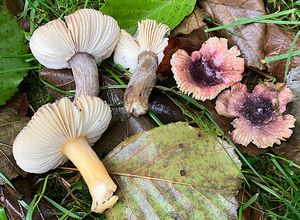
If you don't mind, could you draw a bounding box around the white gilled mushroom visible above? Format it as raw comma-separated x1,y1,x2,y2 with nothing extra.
114,19,170,116
30,9,120,97
13,96,118,213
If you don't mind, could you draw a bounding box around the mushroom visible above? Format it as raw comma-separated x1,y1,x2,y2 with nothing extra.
13,95,118,213
171,37,244,101
30,9,120,97
113,19,170,116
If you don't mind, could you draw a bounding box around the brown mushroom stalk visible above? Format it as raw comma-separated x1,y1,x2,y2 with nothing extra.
29,9,120,97
124,51,158,116
62,137,118,213
114,19,170,116
68,53,99,96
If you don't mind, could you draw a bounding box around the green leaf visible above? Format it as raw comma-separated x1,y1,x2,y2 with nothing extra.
0,107,28,184
103,122,243,219
0,208,8,220
0,4,28,105
101,0,197,34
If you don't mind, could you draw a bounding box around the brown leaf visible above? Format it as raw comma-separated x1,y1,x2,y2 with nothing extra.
172,7,207,36
6,93,28,116
158,29,207,76
0,107,28,184
274,67,300,163
200,0,266,70
264,24,300,81
40,68,75,99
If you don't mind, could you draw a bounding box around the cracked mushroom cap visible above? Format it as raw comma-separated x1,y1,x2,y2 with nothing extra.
13,96,111,173
30,9,120,69
113,19,170,73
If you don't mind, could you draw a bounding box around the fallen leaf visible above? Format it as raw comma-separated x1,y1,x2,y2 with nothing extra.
158,29,207,76
274,67,300,163
40,68,75,99
200,0,266,70
172,7,207,36
5,93,28,116
103,122,243,219
263,24,300,81
101,0,197,35
0,3,29,105
0,107,28,184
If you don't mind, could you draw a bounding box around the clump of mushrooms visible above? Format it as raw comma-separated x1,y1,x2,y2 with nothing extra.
114,19,170,116
171,37,244,101
216,82,296,148
13,96,117,213
30,9,120,97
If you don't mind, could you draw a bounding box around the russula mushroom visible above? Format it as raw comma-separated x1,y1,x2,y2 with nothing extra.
13,96,118,213
170,37,244,101
30,9,120,97
216,82,296,148
113,19,170,116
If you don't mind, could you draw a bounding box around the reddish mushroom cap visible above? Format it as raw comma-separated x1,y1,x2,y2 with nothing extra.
216,82,295,148
171,37,244,101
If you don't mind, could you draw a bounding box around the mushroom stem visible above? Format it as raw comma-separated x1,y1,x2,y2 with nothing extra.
69,53,99,97
124,51,158,116
62,137,118,213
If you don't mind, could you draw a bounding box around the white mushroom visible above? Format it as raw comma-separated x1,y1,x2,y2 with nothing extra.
30,9,120,97
114,19,170,116
13,96,117,213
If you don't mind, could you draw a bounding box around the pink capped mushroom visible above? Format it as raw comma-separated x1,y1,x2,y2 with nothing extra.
216,82,296,148
13,96,118,213
30,9,120,97
171,37,244,101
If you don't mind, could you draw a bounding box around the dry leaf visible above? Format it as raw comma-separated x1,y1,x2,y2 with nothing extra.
264,24,300,81
274,67,300,163
172,7,207,36
6,93,28,116
40,68,75,99
200,0,266,70
0,107,28,184
158,29,207,76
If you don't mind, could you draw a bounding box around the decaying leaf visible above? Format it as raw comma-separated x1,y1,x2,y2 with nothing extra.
40,68,75,99
200,0,266,70
0,107,28,184
103,122,243,219
158,29,207,76
5,93,28,116
172,7,207,36
274,67,300,163
264,24,300,81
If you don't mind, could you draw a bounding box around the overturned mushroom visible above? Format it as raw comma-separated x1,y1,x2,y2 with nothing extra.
114,19,170,116
13,96,117,213
30,9,120,97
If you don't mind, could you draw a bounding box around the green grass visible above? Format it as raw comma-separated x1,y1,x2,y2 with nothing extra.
5,0,299,219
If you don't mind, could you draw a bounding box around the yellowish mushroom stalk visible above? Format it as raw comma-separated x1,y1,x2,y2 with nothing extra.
62,137,118,213
13,96,117,213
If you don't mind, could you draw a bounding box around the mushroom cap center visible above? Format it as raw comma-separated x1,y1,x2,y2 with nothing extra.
187,58,223,86
241,95,275,126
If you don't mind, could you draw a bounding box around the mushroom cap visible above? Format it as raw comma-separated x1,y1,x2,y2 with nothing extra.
30,9,120,69
13,96,112,173
113,19,170,73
